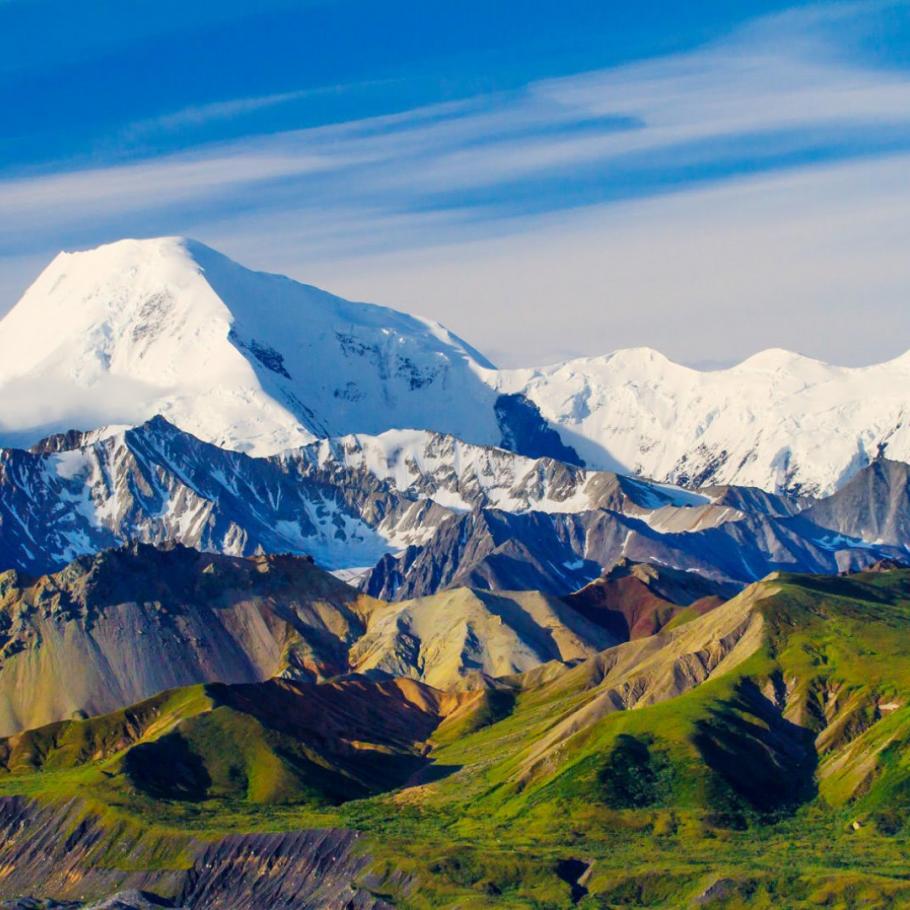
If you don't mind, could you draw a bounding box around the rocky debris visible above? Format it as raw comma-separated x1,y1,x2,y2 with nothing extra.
0,900,82,909
0,798,188,900
177,830,393,910
693,877,738,905
0,798,399,909
85,893,177,909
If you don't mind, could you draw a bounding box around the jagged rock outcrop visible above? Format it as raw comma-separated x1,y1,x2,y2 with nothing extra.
0,414,726,577
804,457,910,547
364,506,901,600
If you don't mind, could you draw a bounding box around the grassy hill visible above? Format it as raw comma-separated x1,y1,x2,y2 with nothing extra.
2,568,910,907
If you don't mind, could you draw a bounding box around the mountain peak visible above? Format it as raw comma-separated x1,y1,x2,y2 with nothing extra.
4,239,910,496
0,238,501,455
731,347,822,372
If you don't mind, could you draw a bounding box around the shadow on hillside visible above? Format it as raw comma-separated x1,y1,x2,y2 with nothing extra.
693,678,818,823
403,763,463,787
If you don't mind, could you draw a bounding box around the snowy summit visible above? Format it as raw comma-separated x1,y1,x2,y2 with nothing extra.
2,237,910,496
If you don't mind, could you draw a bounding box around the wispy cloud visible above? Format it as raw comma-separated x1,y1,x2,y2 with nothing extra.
129,90,321,134
2,3,909,254
1,3,910,367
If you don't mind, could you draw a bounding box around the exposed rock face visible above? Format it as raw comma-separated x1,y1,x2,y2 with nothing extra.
177,829,395,909
0,797,397,909
0,415,719,577
4,414,904,602
703,484,799,517
0,416,394,575
364,507,901,600
350,587,617,689
0,797,189,901
0,544,378,735
564,559,734,641
805,458,910,547
364,510,607,600
1,895,174,909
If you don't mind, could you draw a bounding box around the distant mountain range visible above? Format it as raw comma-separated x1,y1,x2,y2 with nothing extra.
1,415,906,596
3,235,910,907
2,237,910,495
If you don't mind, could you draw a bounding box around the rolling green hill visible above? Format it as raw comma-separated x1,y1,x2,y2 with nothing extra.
2,567,910,908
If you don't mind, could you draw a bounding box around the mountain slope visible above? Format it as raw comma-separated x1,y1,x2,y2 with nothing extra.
3,239,910,496
563,558,734,641
0,544,379,736
4,569,910,907
805,457,910,547
0,237,502,455
3,414,901,601
364,506,900,600
496,347,910,495
0,415,750,579
0,416,393,574
0,675,448,806
495,567,910,819
349,587,616,689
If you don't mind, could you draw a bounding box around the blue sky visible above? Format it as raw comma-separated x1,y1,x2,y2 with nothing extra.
2,0,910,367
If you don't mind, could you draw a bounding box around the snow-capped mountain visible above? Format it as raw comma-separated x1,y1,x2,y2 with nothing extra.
2,237,910,495
0,416,720,576
1,417,903,597
0,237,502,455
0,416,391,573
283,427,710,518
495,348,910,495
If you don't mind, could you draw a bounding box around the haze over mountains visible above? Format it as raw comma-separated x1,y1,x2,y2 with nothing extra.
3,237,910,496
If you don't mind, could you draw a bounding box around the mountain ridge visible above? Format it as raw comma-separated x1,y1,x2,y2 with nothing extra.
2,415,906,598
2,237,910,494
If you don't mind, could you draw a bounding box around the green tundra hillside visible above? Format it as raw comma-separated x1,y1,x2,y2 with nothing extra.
2,566,910,908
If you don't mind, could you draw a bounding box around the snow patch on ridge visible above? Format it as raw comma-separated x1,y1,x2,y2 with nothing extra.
3,237,910,496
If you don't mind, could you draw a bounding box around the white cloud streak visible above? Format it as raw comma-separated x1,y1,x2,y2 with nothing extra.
2,4,909,238
1,3,909,368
